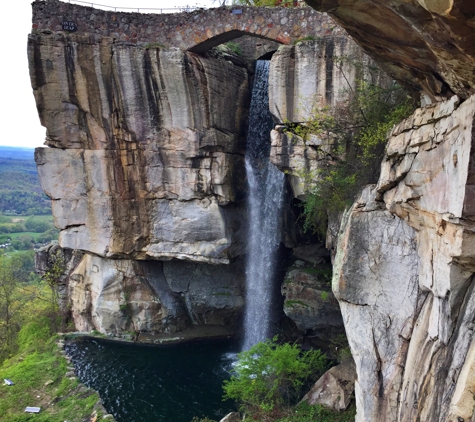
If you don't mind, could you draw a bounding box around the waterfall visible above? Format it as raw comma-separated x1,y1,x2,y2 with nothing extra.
242,61,285,351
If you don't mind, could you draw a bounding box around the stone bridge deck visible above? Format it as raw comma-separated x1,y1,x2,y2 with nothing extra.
32,0,342,53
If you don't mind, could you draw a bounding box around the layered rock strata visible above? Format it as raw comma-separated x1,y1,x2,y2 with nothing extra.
268,39,378,198
29,30,251,335
333,96,475,422
30,33,249,264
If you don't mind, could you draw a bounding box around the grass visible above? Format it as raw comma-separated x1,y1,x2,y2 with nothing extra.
8,232,42,240
275,402,356,422
0,215,53,224
0,338,103,422
285,300,311,309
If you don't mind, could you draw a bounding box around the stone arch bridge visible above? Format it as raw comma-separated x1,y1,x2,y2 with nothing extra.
33,0,342,53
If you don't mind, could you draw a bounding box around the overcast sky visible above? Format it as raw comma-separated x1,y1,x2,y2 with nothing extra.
0,0,214,149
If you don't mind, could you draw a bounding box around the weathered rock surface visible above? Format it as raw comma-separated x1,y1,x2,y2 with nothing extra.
269,37,365,123
268,39,381,198
30,33,249,264
301,357,356,411
38,244,244,335
333,96,475,422
35,242,85,316
306,0,475,101
282,266,343,335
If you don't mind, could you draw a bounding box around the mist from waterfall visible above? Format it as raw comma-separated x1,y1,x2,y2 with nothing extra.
242,60,285,351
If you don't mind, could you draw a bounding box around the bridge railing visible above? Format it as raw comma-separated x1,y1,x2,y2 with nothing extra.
63,0,308,13
64,0,208,13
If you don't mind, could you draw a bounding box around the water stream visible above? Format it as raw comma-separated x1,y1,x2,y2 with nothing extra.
242,61,285,351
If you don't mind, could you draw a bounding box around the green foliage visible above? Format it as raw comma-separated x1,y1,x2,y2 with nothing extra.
0,252,100,420
285,300,310,309
289,59,416,235
16,317,52,353
0,214,57,250
298,267,332,283
223,337,327,418
0,336,101,421
292,36,319,45
0,254,41,362
225,41,243,56
0,147,51,215
144,42,166,49
41,251,65,332
275,401,356,422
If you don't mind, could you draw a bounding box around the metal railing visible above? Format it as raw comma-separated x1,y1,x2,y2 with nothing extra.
65,0,208,13
62,0,308,13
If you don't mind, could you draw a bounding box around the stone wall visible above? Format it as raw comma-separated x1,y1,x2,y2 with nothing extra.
32,0,343,52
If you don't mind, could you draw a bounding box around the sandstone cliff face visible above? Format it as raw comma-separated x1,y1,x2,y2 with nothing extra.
333,96,475,422
30,33,249,264
29,30,251,335
269,36,364,123
297,2,475,421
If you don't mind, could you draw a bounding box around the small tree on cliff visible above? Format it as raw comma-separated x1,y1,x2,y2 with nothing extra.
40,250,65,332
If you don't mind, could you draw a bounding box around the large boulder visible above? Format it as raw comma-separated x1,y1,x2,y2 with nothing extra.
301,358,356,411
282,266,343,335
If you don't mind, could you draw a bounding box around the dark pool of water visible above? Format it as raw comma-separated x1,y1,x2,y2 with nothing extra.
65,337,238,422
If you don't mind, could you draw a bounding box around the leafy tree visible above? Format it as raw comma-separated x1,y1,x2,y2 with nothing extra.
223,337,327,418
25,218,52,233
40,250,65,332
0,255,37,362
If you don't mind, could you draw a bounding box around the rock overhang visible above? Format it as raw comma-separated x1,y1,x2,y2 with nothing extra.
305,0,475,101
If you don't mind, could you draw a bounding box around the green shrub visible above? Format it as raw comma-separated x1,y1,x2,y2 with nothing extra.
276,401,356,422
223,337,327,418
225,42,242,56
289,62,416,235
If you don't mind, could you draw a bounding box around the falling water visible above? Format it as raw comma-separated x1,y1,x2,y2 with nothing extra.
242,61,285,351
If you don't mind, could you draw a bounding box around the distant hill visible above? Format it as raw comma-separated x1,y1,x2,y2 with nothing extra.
0,147,35,161
0,147,51,215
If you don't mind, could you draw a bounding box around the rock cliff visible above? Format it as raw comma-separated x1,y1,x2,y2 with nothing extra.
333,95,475,422
30,30,251,335
301,1,475,421
30,33,249,263
29,2,356,340
306,0,475,101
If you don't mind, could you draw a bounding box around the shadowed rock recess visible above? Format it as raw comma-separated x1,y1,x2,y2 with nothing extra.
305,1,475,421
